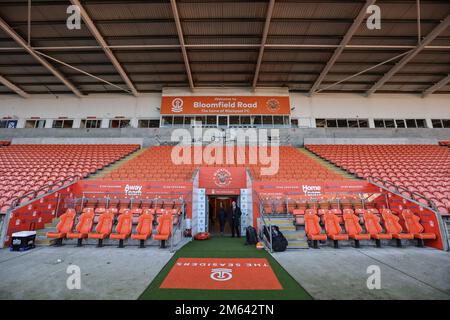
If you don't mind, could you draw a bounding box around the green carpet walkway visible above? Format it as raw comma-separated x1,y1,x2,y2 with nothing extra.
139,237,312,300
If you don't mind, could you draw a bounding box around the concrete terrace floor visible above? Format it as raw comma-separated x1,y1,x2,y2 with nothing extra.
0,244,175,300
272,246,450,300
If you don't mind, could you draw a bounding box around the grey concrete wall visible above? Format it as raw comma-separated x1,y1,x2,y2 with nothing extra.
0,128,449,146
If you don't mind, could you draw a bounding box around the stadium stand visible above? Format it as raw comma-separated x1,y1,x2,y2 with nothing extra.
101,146,196,181
249,147,346,181
0,144,139,214
306,144,450,215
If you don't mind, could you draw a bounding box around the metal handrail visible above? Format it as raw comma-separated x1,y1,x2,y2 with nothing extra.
368,176,438,211
0,176,80,249
10,174,80,210
170,200,186,253
368,176,449,251
257,193,273,253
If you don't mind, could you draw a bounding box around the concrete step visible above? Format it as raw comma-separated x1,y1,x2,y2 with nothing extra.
89,147,145,179
277,225,296,232
298,147,358,180
283,230,306,239
287,239,309,249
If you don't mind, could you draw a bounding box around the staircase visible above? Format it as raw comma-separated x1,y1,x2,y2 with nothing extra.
298,148,358,180
269,217,309,249
88,147,146,179
35,217,59,246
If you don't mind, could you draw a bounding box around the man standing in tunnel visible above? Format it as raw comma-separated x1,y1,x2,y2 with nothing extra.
230,200,242,238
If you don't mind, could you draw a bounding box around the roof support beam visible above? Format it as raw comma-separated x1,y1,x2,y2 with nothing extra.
309,0,376,95
170,0,194,89
0,75,30,98
367,14,450,96
422,74,450,97
70,0,138,97
0,16,83,97
253,0,275,88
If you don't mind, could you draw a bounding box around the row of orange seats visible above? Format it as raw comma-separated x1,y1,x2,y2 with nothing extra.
47,209,174,248
300,208,435,249
0,144,140,213
306,144,450,215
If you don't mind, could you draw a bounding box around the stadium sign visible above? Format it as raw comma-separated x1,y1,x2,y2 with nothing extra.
161,96,290,115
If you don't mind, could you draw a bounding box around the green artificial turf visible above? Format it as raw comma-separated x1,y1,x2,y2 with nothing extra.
139,236,312,300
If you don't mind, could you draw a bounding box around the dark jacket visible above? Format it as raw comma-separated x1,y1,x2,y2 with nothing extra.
230,206,242,224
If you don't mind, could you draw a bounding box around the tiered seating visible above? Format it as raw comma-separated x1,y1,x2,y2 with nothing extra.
265,194,366,216
0,144,139,213
48,194,183,247
301,208,434,249
250,146,346,181
101,146,196,181
306,144,450,215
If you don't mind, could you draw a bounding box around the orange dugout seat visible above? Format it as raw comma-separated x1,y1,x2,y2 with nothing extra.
343,210,370,248
323,213,348,248
363,211,392,247
110,211,133,247
401,209,436,247
153,213,173,248
66,210,95,246
88,211,114,247
304,213,327,248
46,209,76,246
381,209,414,246
131,211,154,248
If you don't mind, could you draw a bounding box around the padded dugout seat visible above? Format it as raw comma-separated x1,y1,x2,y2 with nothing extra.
381,209,414,247
363,211,392,247
153,213,173,248
46,209,76,246
293,209,305,225
304,213,327,248
88,211,115,247
323,213,348,248
66,210,95,246
401,209,436,247
343,210,370,248
131,211,154,248
110,211,133,247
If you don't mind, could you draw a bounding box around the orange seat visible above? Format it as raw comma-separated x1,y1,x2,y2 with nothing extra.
401,209,436,247
363,211,392,247
343,211,370,248
66,210,95,246
304,213,327,248
323,213,348,248
88,211,114,247
110,211,133,247
293,209,305,225
381,209,414,246
131,212,154,248
153,213,173,248
47,209,76,246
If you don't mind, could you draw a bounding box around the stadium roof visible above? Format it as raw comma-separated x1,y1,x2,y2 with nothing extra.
0,0,449,96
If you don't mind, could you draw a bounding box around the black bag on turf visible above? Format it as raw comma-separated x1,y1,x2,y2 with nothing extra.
245,226,258,245
263,225,288,252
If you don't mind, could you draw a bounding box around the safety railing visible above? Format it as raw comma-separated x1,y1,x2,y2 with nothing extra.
368,176,438,212
170,200,187,253
258,194,273,253
368,176,449,251
0,175,81,249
